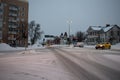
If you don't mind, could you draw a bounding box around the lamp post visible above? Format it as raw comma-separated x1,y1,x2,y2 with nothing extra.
67,20,72,45
67,20,72,38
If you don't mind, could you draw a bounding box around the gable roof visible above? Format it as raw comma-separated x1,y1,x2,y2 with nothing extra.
104,25,120,32
87,25,120,33
92,27,102,31
87,26,102,32
103,26,112,32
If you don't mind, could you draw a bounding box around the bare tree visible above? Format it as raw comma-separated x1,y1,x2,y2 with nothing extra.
76,31,85,42
28,21,43,45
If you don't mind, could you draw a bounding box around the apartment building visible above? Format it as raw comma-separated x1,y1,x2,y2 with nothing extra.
0,0,28,47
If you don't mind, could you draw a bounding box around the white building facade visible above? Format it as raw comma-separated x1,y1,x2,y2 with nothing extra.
86,25,120,45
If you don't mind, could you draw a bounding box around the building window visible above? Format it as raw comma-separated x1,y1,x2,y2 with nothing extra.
111,31,114,36
0,9,2,12
22,7,25,11
21,18,24,21
0,27,2,31
22,24,25,27
0,21,2,27
21,13,25,16
0,3,3,7
4,3,7,6
17,18,19,21
118,31,120,36
0,21,2,30
0,31,2,39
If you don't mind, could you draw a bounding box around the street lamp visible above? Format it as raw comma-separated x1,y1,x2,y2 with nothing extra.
67,20,72,38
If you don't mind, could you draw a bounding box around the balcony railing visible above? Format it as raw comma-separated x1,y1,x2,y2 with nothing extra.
8,25,17,28
9,19,17,22
8,37,16,40
9,13,17,17
9,7,18,11
0,6,3,9
87,35,98,38
8,31,17,34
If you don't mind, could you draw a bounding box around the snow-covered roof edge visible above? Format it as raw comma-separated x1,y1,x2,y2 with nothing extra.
103,25,120,32
87,25,120,32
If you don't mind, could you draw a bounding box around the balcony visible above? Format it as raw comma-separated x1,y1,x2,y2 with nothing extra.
0,9,3,15
0,5,3,9
0,12,3,15
8,37,16,40
8,31,17,34
9,7,18,11
9,19,17,23
9,25,17,28
9,13,17,17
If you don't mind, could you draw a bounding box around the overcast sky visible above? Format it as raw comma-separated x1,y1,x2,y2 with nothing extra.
29,0,120,36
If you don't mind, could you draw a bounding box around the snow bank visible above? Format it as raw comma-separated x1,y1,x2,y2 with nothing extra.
28,44,43,49
112,43,120,50
84,43,120,50
0,43,44,51
84,45,95,48
0,43,15,51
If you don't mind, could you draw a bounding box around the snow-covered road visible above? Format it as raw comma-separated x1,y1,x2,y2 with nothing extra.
0,47,120,80
52,47,120,80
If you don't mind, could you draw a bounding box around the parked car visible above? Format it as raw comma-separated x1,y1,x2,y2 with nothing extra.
95,42,111,49
74,42,84,47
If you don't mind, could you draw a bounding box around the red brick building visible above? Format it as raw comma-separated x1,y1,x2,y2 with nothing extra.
0,0,28,47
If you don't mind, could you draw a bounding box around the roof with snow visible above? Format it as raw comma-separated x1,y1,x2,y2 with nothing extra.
91,26,102,31
88,25,120,32
87,26,102,32
103,26,112,32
